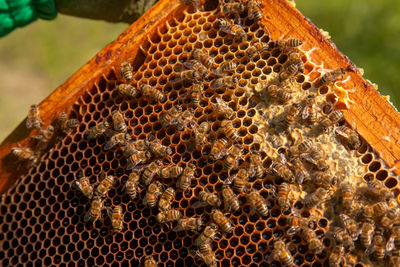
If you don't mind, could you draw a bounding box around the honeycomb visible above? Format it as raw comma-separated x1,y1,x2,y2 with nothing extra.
1,0,400,266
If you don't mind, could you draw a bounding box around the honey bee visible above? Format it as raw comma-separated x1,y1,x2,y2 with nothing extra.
320,110,343,132
123,139,149,157
156,209,182,223
312,172,338,190
302,148,329,171
191,121,210,147
366,180,393,202
194,189,222,208
273,38,303,49
366,227,386,260
266,85,292,103
117,83,138,98
11,147,38,167
303,187,328,209
173,217,203,232
213,97,234,119
140,84,166,102
381,207,400,229
160,165,184,179
212,61,237,77
144,256,158,267
111,110,127,133
143,181,164,208
120,61,133,82
176,108,194,131
359,222,375,249
248,189,269,217
279,62,299,82
184,59,209,78
318,67,349,87
340,214,361,241
84,197,104,223
246,0,262,21
126,150,152,170
282,104,299,128
195,223,219,246
109,205,123,232
387,224,400,252
276,183,292,212
328,245,344,267
302,227,324,254
221,120,239,143
225,168,249,193
177,163,196,191
246,42,269,58
161,105,183,128
86,121,110,140
290,158,310,184
197,242,217,267
210,75,238,89
209,138,230,161
271,157,294,183
249,153,264,179
287,210,315,235
72,172,94,199
373,202,389,218
58,112,79,134
32,125,55,150
301,95,317,123
270,240,294,266
220,1,245,21
190,82,203,108
222,184,240,213
141,161,162,185
147,137,172,157
158,187,175,211
217,18,247,41
340,182,355,210
95,173,115,197
26,104,42,129
191,49,215,68
331,226,355,251
104,132,132,150
286,51,304,73
124,171,141,200
172,69,200,83
223,145,242,171
212,209,233,233
335,126,361,150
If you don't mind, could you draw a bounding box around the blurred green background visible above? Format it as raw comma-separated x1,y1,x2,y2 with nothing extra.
0,0,399,142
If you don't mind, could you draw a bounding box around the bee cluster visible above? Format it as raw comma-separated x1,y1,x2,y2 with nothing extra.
1,0,400,266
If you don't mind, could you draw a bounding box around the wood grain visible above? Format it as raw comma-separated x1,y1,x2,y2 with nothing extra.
0,0,399,194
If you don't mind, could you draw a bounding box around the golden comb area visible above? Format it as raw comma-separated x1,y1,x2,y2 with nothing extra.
1,0,400,266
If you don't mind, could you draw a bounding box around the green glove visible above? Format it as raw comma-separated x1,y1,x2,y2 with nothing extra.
0,0,57,37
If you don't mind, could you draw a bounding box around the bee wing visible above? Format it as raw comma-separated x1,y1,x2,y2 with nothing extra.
386,235,395,252
287,225,301,235
265,184,278,197
223,174,237,185
173,224,183,232
26,118,33,129
301,106,310,120
183,60,196,70
84,210,92,223
71,180,82,191
210,78,223,89
192,201,208,209
335,127,349,138
104,139,117,151
365,242,375,255
210,68,226,77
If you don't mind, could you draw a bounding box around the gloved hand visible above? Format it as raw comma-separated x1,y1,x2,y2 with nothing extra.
0,0,157,37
